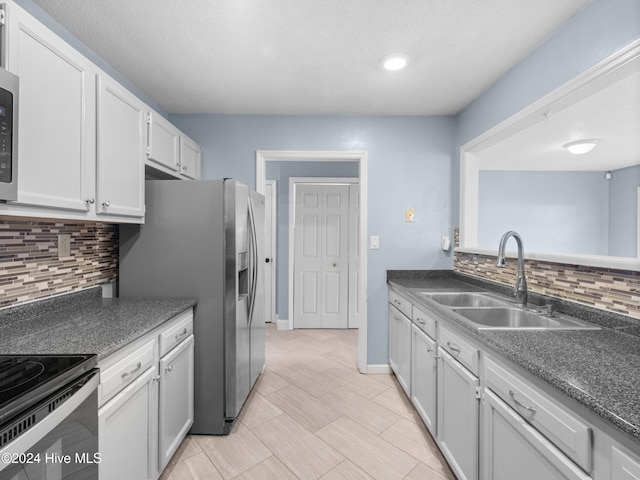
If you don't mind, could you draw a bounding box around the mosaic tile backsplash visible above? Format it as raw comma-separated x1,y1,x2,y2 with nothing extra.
454,251,640,319
0,217,117,307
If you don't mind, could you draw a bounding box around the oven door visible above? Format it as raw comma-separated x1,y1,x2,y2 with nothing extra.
0,370,99,480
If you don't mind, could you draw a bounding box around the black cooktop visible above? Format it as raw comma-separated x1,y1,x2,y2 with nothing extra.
0,354,97,427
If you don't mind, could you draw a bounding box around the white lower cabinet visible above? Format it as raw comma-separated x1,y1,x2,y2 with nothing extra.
388,286,640,480
482,389,590,480
411,324,437,435
159,334,195,471
437,347,479,480
99,366,158,480
612,445,640,480
388,304,412,395
98,309,194,480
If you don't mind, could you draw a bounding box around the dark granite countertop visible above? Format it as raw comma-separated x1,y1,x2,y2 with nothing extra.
0,286,197,360
387,270,640,444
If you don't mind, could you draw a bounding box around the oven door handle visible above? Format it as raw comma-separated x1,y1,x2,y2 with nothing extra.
0,371,99,472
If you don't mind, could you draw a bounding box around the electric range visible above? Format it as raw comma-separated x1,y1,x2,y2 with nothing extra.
0,354,97,428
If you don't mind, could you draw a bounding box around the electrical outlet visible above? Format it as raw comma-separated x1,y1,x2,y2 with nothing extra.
58,234,71,258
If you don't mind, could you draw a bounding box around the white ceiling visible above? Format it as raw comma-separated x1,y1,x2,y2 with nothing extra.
479,61,640,171
31,0,589,116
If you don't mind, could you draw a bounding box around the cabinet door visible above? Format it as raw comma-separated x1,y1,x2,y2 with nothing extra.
6,4,95,211
147,112,180,173
397,309,412,396
612,446,640,480
389,304,411,394
411,324,437,435
99,367,158,480
96,74,145,218
159,335,194,471
179,135,200,179
389,304,400,374
438,347,479,480
482,389,590,480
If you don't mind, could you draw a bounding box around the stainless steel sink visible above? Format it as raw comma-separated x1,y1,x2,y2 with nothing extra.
417,292,509,308
451,307,600,330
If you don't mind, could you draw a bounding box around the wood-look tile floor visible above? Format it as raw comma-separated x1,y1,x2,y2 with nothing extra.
160,324,456,480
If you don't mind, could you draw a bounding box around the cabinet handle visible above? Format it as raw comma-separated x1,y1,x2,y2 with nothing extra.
426,347,433,353
165,365,173,373
182,164,188,171
102,200,111,208
175,328,188,341
86,197,95,205
509,390,537,416
121,361,142,379
152,375,161,383
416,317,426,325
446,341,461,353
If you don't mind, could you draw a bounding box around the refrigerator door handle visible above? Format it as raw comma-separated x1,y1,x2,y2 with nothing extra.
247,198,258,326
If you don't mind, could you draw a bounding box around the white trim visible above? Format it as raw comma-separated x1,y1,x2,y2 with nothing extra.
455,247,640,272
256,150,368,373
277,318,291,331
459,40,640,272
265,180,277,323
288,177,359,331
365,364,392,375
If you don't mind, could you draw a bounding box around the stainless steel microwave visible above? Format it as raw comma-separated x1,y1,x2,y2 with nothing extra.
0,67,17,202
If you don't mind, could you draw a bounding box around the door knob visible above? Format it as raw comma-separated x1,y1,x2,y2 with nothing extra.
265,258,271,263
333,263,337,267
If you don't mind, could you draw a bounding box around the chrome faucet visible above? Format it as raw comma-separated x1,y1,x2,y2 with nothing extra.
496,231,528,307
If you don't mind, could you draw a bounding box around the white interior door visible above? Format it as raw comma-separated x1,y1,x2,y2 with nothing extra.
293,184,349,328
264,180,276,323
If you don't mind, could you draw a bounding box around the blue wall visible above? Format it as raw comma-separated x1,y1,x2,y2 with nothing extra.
170,115,456,365
266,161,359,319
478,171,609,255
454,0,640,224
609,164,640,257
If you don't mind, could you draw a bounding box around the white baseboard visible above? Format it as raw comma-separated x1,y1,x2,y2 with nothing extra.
277,318,291,330
365,364,392,374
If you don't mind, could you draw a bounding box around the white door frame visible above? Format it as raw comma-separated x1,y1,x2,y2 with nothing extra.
289,177,359,330
265,180,277,323
256,150,368,373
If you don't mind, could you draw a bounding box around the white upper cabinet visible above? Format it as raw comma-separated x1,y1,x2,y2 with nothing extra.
0,2,202,222
5,3,95,212
146,112,201,181
147,112,180,173
179,134,201,180
96,74,145,218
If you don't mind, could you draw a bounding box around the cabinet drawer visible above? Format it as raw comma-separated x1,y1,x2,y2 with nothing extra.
389,290,412,318
159,309,194,357
484,356,592,472
100,338,156,403
412,306,436,338
439,324,478,375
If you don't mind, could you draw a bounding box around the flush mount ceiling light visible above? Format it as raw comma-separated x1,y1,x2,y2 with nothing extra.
381,52,409,71
563,139,600,155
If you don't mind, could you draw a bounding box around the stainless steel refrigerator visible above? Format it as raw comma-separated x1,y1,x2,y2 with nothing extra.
119,178,265,434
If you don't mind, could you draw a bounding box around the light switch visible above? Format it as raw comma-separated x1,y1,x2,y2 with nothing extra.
405,208,415,222
370,235,380,250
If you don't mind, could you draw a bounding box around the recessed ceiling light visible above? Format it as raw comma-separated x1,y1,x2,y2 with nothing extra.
562,139,600,155
381,53,409,71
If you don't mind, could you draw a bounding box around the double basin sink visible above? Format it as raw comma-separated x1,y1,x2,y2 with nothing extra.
415,292,600,331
